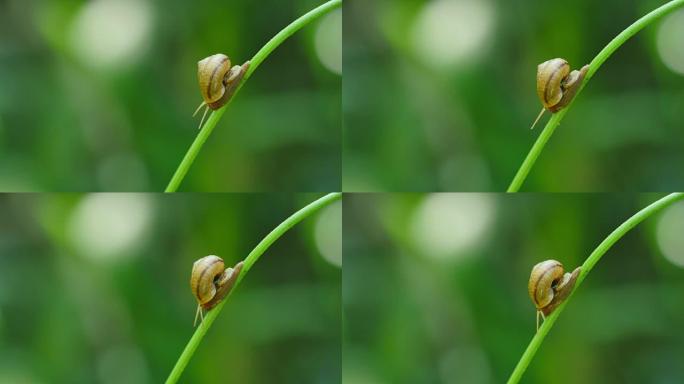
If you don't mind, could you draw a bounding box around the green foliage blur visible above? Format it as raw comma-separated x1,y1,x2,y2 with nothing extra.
0,0,341,192
0,193,341,383
343,0,684,192
343,193,684,383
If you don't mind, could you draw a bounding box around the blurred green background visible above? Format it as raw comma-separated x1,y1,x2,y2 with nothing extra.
0,193,342,383
343,193,684,383
0,0,341,191
343,0,684,191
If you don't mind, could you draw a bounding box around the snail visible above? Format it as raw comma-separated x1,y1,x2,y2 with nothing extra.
530,58,589,130
193,54,251,129
528,259,581,330
190,255,244,326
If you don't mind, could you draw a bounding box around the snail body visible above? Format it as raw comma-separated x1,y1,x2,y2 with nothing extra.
190,255,244,326
528,259,581,330
193,53,250,129
530,58,589,129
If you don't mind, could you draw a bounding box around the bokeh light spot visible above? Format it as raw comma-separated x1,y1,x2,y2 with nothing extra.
656,200,684,268
315,200,342,267
411,194,495,260
69,194,153,262
411,0,495,69
315,9,342,75
70,0,153,71
657,9,684,76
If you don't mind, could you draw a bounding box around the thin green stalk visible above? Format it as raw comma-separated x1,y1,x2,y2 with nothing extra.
165,192,342,384
507,0,684,192
165,0,342,192
507,192,684,384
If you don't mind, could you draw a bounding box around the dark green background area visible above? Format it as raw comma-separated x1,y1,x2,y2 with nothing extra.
0,0,341,192
343,0,684,192
0,193,341,383
343,193,684,383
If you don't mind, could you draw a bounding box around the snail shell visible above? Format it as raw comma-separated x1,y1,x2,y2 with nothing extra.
536,58,589,113
528,259,580,317
190,255,244,311
197,54,250,110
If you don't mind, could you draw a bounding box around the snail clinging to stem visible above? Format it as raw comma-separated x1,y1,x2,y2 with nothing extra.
528,259,581,331
530,58,589,130
193,53,250,129
190,255,244,326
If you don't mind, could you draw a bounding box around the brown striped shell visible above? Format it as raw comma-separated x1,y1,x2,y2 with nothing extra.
528,259,581,316
190,255,244,310
536,58,589,113
197,54,250,110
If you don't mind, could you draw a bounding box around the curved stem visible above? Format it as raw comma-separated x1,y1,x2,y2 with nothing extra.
165,192,342,384
507,0,684,192
507,192,684,384
164,0,342,192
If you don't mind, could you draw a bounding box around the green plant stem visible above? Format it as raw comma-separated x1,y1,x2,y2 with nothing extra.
507,0,684,192
165,192,342,384
507,192,684,384
164,0,342,192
